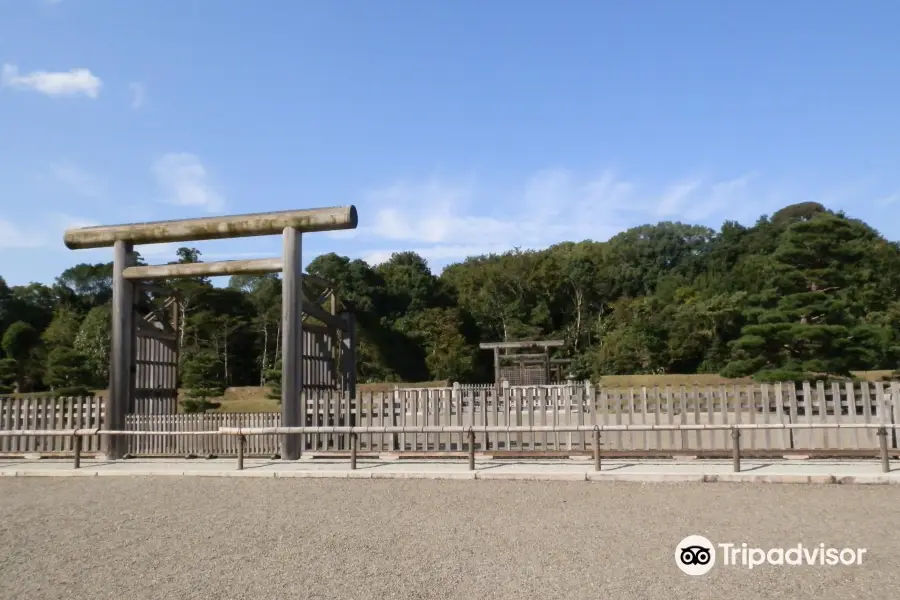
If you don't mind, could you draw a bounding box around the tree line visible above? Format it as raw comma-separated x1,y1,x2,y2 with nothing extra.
1,201,899,400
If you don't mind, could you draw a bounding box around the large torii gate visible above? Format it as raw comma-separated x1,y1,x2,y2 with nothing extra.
63,205,359,460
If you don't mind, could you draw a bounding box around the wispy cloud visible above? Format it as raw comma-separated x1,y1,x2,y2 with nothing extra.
50,213,99,231
349,169,783,268
153,153,224,212
51,162,103,198
0,213,98,249
129,82,146,109
1,63,101,98
0,219,46,249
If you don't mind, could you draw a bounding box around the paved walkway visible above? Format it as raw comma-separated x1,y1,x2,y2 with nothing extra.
1,458,898,483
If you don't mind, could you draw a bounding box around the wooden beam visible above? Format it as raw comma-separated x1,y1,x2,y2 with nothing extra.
303,322,330,336
303,273,333,289
132,282,174,296
123,258,283,280
500,353,552,360
301,297,344,331
65,205,358,249
479,340,565,350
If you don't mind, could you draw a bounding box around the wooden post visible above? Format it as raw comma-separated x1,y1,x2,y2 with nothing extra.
493,348,501,403
237,435,245,471
732,428,741,472
106,240,133,460
468,429,476,471
877,427,890,473
73,435,82,469
392,385,400,451
594,429,601,471
343,313,357,401
350,432,357,470
281,227,303,460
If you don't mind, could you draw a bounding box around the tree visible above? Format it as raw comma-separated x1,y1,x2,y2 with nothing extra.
8,283,55,333
230,274,281,386
0,358,16,394
74,304,112,387
45,347,93,396
3,200,900,391
42,307,83,348
264,356,282,401
400,308,477,381
722,214,889,381
2,321,40,391
180,347,224,413
54,262,113,310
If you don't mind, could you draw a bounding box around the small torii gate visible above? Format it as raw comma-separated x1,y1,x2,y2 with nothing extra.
479,339,567,396
63,205,359,460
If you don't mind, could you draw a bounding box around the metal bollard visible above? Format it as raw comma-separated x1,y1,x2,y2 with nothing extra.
350,432,357,470
732,428,741,473
237,435,245,471
468,429,475,471
877,427,890,473
593,429,601,472
73,435,82,469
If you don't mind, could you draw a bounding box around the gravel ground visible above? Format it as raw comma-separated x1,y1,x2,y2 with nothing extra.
0,479,897,600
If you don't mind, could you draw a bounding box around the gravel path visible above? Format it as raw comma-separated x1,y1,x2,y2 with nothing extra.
0,479,897,600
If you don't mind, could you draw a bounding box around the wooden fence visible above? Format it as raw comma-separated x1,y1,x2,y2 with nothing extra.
2,381,899,456
0,396,105,453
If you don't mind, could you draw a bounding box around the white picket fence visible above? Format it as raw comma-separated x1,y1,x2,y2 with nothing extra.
2,380,898,456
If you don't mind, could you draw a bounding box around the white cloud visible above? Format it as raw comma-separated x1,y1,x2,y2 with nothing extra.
129,82,146,109
655,179,702,217
0,219,46,249
350,169,781,266
153,153,224,212
50,213,99,231
51,163,103,198
1,63,101,98
0,213,97,249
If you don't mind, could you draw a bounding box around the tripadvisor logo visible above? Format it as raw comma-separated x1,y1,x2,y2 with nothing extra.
675,535,867,575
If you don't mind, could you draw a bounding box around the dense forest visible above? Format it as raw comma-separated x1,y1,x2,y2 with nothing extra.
2,201,900,398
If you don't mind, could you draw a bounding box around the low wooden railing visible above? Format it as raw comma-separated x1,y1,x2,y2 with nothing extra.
2,423,897,474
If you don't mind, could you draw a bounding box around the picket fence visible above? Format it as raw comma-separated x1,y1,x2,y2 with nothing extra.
1,381,898,456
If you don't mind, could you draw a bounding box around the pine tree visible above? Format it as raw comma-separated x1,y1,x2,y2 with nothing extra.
265,354,281,402
45,347,94,396
723,214,883,381
180,347,224,413
0,358,16,394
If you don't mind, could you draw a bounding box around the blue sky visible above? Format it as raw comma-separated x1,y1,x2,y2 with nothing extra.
1,0,899,286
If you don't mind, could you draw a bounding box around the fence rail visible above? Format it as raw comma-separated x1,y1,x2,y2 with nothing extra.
2,380,899,456
0,422,896,474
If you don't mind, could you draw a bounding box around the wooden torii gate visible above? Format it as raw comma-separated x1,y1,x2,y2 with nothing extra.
479,340,566,397
63,206,359,460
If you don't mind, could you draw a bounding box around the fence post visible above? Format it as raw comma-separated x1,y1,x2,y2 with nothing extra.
468,428,475,471
73,434,81,469
732,428,741,472
237,435,245,471
593,429,601,472
392,385,400,452
877,427,890,473
350,432,357,470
